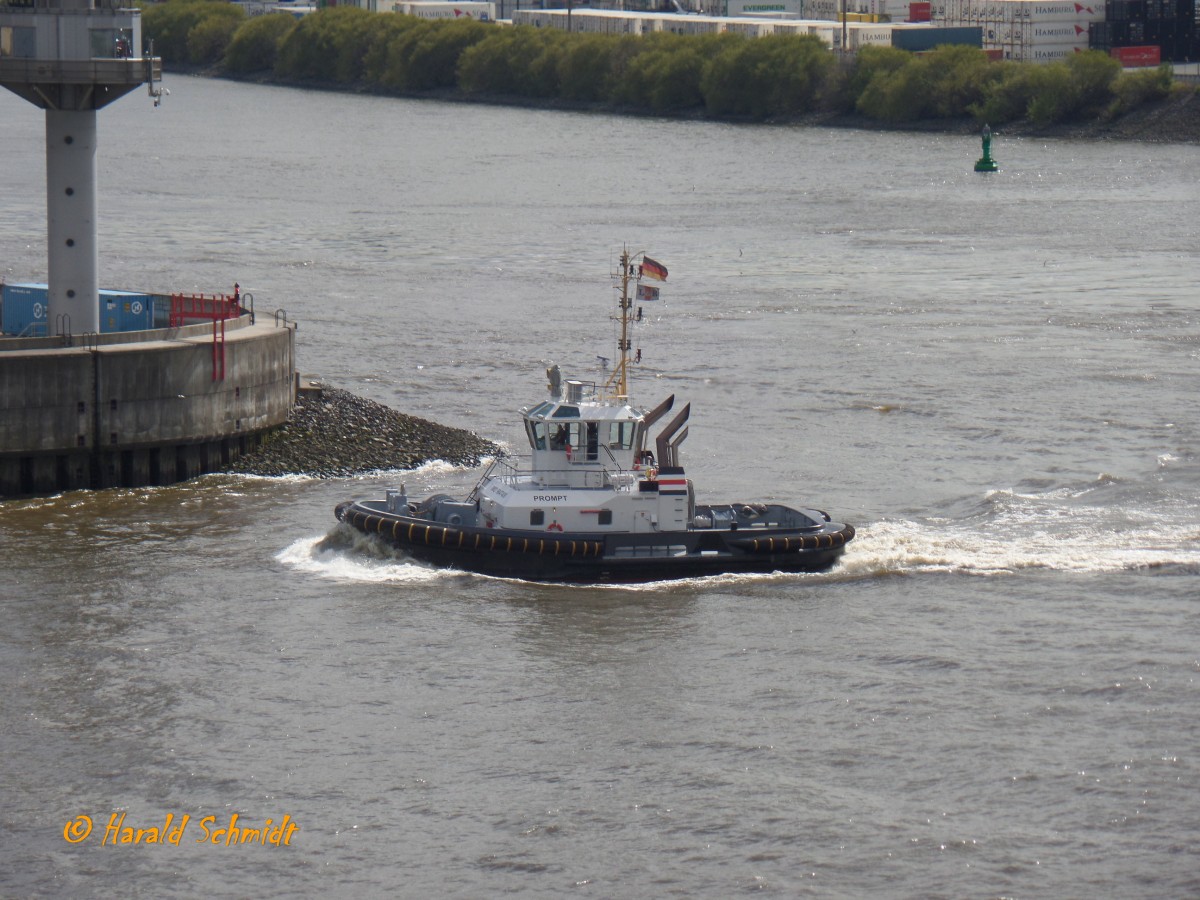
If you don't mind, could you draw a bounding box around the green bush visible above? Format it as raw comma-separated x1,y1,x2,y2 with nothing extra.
1109,64,1174,116
856,43,994,121
225,13,297,75
407,19,491,90
1066,50,1121,116
331,7,390,83
921,44,995,118
275,7,375,82
969,62,1031,124
142,0,237,65
451,25,517,94
856,57,929,121
848,44,910,101
1024,63,1076,125
362,15,427,85
974,50,1123,127
524,30,567,98
375,17,488,91
457,27,565,98
641,41,708,112
185,3,244,66
375,19,432,90
610,32,723,112
701,34,830,118
557,34,620,103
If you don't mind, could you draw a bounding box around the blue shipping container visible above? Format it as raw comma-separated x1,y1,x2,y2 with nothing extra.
100,290,155,333
892,26,982,52
1,283,49,337
1,283,154,335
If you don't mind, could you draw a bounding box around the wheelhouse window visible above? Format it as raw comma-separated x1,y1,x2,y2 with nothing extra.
608,421,636,450
527,421,547,450
561,422,599,461
549,424,570,451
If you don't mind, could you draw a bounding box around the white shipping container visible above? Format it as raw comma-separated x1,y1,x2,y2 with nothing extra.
399,1,495,19
949,0,1105,21
884,0,918,17
724,19,775,35
853,0,887,15
512,8,645,33
584,10,647,34
980,23,1018,41
1030,22,1088,40
1021,0,1103,19
809,24,845,47
982,20,1087,41
848,23,895,45
1027,42,1088,60
727,0,806,16
656,14,725,35
511,9,545,26
807,0,841,20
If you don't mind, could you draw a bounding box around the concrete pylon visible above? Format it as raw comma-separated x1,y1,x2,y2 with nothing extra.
0,0,163,337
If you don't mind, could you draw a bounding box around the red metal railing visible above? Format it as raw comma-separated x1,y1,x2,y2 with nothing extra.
168,292,240,327
169,293,241,381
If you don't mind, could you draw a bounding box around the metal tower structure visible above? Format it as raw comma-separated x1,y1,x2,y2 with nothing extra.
0,0,162,337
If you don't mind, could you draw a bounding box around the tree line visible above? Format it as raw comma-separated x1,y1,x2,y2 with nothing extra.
140,0,1181,126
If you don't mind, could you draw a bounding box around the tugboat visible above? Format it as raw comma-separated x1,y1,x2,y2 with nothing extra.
335,250,854,583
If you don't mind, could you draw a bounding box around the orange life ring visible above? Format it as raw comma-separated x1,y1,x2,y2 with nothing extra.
547,521,564,532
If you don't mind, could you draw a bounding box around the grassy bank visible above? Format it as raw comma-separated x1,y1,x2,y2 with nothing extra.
141,0,1200,139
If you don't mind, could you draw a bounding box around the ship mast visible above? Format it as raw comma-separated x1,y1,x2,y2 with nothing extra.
606,247,638,402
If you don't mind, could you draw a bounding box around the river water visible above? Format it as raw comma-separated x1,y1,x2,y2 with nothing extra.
2,77,1199,897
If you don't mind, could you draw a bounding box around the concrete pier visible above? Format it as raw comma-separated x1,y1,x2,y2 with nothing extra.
0,315,295,495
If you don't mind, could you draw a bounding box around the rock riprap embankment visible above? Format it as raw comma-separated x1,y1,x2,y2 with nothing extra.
226,385,498,477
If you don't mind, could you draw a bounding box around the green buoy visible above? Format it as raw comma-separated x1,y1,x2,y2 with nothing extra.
974,124,998,173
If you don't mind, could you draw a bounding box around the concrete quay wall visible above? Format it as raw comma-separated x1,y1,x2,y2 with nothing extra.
0,315,296,495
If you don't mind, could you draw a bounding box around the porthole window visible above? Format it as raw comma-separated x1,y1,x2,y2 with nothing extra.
598,510,612,526
530,510,545,526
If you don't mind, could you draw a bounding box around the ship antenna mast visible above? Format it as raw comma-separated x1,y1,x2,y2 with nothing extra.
605,247,640,401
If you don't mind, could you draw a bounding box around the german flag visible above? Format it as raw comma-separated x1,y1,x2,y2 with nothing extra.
640,257,668,282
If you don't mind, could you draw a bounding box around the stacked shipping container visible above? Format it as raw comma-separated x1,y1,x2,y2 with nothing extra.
512,8,981,51
936,0,1198,61
1089,0,1196,62
932,0,1105,60
509,0,1194,59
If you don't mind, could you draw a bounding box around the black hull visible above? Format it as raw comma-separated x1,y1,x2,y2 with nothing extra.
335,501,853,584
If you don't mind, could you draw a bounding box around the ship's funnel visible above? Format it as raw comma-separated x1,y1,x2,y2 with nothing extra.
655,403,690,468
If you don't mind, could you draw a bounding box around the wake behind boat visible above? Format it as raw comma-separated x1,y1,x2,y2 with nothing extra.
335,250,854,583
